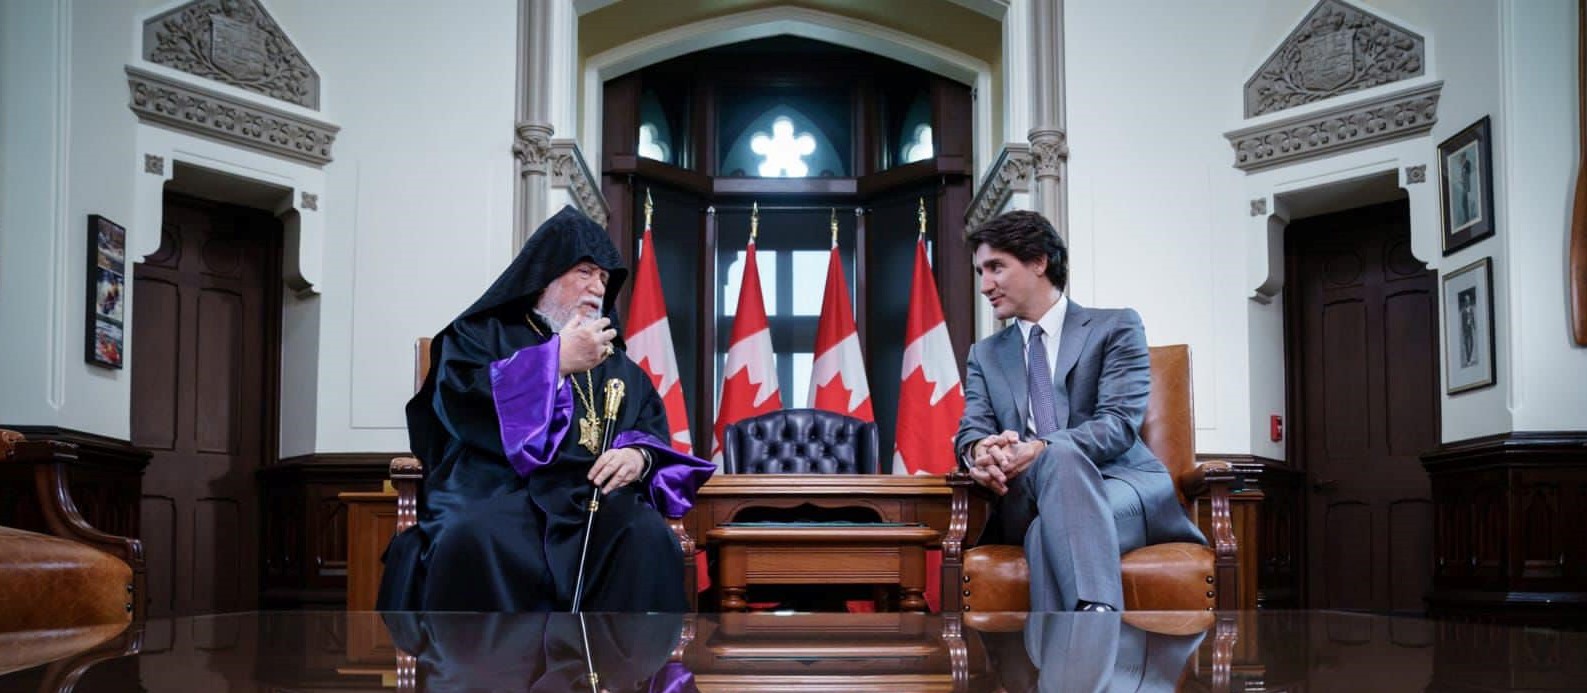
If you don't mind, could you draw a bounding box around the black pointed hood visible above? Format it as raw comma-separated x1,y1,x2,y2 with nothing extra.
458,205,629,329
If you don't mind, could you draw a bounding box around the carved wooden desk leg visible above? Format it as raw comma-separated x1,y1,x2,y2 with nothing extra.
900,543,929,613
717,544,748,612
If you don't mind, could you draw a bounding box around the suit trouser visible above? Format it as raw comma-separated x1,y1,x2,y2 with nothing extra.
1003,438,1148,611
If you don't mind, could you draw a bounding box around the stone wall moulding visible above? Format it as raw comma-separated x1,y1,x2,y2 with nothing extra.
1245,0,1424,118
1225,81,1441,172
143,0,320,109
966,144,1033,231
549,139,609,227
126,66,339,166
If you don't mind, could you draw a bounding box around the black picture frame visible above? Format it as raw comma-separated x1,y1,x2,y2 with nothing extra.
1442,257,1496,394
85,214,126,369
1438,116,1496,256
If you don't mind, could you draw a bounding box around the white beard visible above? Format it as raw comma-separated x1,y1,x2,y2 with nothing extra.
533,306,573,332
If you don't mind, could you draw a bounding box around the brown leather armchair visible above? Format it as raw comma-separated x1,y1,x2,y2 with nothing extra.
942,345,1239,612
0,429,145,632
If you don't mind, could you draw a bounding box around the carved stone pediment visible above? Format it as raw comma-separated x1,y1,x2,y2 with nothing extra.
143,0,320,109
1245,0,1424,118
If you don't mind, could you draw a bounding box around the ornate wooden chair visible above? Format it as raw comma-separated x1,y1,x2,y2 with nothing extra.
941,345,1241,612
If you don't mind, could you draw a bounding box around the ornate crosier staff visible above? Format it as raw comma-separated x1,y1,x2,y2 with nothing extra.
572,378,625,613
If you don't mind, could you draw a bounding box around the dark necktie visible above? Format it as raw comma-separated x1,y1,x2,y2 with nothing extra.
1027,325,1060,436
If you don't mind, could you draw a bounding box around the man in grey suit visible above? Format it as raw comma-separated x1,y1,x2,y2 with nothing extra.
955,210,1205,612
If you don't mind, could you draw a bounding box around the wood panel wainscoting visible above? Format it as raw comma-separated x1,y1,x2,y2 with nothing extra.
1421,431,1587,625
259,453,396,609
0,426,149,542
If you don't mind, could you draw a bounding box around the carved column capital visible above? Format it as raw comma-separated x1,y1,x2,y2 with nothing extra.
966,144,1033,231
1028,129,1069,179
513,121,555,172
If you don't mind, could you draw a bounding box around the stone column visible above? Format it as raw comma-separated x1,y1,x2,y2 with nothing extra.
513,0,555,249
1027,0,1069,242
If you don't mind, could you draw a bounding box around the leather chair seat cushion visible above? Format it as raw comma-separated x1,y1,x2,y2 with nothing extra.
962,542,1216,612
0,623,127,677
1121,542,1216,611
0,526,131,632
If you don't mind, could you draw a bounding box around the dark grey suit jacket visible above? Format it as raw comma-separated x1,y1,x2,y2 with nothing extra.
954,301,1204,547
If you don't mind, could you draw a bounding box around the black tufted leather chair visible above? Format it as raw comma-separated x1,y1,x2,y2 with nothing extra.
722,409,880,475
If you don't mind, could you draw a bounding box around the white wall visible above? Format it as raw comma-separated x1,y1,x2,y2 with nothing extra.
1498,0,1587,432
281,0,518,452
0,0,144,434
1063,0,1579,454
0,0,71,426
2,0,517,456
1064,0,1271,455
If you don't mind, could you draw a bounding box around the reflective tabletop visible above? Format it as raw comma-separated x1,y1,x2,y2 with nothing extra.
2,610,1584,692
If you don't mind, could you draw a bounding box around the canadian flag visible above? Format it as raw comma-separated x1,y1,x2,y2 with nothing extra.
893,236,964,475
809,243,873,421
624,228,693,454
711,241,782,464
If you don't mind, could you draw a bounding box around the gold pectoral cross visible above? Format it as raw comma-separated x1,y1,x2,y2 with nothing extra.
578,411,603,455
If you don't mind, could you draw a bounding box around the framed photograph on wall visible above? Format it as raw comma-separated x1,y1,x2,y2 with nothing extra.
1442,257,1495,394
1438,116,1496,255
85,214,126,369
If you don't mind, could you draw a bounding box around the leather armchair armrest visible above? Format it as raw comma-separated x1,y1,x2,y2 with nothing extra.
390,456,424,534
669,518,697,611
943,471,976,612
5,431,146,621
1178,459,1238,499
1183,460,1240,611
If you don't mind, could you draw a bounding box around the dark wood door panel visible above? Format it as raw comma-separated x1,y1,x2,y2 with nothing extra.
1289,199,1438,613
133,193,280,616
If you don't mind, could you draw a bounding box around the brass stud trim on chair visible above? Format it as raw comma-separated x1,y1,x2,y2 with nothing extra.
963,589,972,597
963,575,971,582
1205,575,1214,583
1206,590,1215,598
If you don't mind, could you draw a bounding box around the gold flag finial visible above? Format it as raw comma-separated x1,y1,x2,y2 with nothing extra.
917,197,927,239
750,201,759,244
830,208,838,247
644,188,653,230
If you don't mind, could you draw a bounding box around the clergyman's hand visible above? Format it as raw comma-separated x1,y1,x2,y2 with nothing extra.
558,315,617,376
589,447,645,494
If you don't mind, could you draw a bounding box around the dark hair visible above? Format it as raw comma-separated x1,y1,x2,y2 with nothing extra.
965,210,1067,291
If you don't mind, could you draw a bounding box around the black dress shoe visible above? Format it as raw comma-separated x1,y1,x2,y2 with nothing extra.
1073,600,1117,612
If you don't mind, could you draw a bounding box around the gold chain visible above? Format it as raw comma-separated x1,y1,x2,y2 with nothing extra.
527,314,603,453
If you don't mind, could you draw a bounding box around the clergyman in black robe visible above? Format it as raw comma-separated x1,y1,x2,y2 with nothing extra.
378,205,716,612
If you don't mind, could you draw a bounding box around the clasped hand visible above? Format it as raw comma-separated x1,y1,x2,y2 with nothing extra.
589,447,645,494
558,315,617,375
968,430,1046,496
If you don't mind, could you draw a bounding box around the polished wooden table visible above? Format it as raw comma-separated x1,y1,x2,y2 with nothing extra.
8,610,1584,692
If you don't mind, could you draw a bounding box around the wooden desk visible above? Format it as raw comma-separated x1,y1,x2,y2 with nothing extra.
708,524,940,611
685,475,985,612
342,489,398,612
